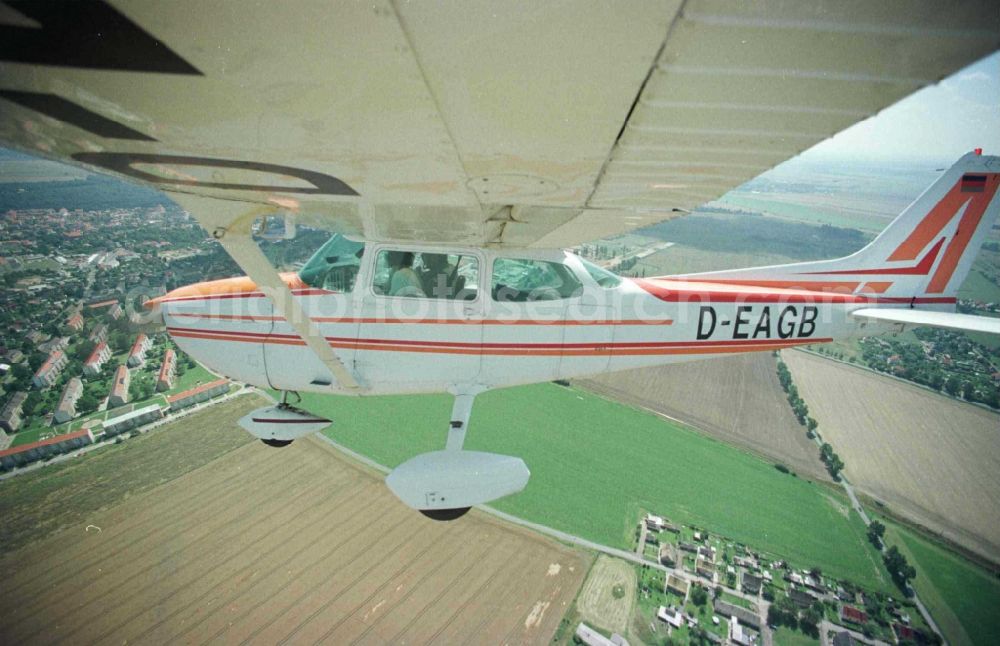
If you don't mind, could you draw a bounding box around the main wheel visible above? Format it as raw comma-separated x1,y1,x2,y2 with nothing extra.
419,507,471,521
261,438,293,448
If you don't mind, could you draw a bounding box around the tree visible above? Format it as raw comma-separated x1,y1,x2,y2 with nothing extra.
866,521,885,547
884,546,917,590
767,595,799,629
691,585,708,606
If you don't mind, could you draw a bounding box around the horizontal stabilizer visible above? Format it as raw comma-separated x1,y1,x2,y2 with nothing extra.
851,309,1000,335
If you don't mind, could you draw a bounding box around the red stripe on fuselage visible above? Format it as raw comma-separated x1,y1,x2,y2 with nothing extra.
166,326,830,356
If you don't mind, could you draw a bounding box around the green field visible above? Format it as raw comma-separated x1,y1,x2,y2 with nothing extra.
9,427,42,447
885,521,1000,646
302,383,892,592
772,626,819,646
166,363,216,395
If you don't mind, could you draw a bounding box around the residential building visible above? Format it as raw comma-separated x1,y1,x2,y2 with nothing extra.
109,365,131,407
696,556,715,581
659,543,678,568
66,312,84,331
5,348,25,364
109,302,124,319
102,404,163,437
25,329,48,346
39,336,70,354
574,624,622,646
713,599,760,629
742,573,762,595
84,341,112,376
665,574,689,598
832,632,862,646
156,349,176,391
657,606,683,629
33,350,67,389
54,377,83,424
89,323,108,344
841,606,868,625
127,333,152,367
644,513,665,531
0,428,94,471
166,378,229,411
0,391,28,433
729,617,756,646
789,587,818,608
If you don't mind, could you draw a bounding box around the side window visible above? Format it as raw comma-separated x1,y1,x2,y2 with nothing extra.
372,250,479,300
491,258,583,302
579,258,622,288
298,234,364,292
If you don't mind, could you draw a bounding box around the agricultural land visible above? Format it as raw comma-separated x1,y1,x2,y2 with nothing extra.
783,349,1000,566
0,399,588,645
580,352,830,482
305,383,892,592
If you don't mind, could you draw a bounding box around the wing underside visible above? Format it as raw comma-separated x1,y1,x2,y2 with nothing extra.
0,0,997,247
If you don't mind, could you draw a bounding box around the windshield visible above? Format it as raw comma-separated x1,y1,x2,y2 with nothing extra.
579,257,622,288
298,234,364,292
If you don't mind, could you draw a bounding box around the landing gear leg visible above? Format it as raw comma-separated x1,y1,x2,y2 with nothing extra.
385,387,530,521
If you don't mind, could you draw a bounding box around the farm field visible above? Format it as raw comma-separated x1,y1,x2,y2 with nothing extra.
719,193,886,232
580,352,830,482
783,349,1000,565
884,520,1000,646
0,415,588,644
574,555,635,634
304,383,894,592
0,394,261,552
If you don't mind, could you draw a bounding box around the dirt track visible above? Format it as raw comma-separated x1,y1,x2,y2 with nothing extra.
0,433,588,644
580,353,830,481
784,349,1000,565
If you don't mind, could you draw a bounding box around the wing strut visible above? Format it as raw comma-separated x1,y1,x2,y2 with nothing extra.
168,194,362,393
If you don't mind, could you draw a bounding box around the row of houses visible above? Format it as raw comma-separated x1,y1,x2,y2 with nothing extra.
0,377,230,472
0,429,95,471
102,404,163,437
0,391,28,433
167,378,229,411
54,377,83,424
32,349,67,389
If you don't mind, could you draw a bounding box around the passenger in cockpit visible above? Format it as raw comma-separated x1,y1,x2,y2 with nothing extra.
388,251,425,297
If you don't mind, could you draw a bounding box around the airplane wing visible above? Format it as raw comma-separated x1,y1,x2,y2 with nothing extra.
0,1,998,248
851,308,1000,335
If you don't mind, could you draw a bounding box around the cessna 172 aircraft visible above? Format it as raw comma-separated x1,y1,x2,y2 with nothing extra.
1,1,998,519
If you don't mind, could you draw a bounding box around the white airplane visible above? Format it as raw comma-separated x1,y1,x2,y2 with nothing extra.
1,2,998,519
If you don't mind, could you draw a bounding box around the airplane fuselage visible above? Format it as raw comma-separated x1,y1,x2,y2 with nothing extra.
156,245,927,396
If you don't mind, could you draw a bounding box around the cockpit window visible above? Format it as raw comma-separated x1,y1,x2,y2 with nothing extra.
579,257,622,288
491,258,583,302
372,250,479,300
298,234,364,292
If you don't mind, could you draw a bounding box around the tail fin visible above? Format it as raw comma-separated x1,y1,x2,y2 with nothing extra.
680,151,1000,305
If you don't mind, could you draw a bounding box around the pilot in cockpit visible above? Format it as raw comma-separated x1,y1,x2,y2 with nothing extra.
420,253,456,298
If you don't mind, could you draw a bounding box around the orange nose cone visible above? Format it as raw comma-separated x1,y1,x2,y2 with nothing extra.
148,272,305,309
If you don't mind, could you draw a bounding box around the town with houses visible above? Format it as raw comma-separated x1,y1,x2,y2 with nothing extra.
0,205,239,472
573,513,938,646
